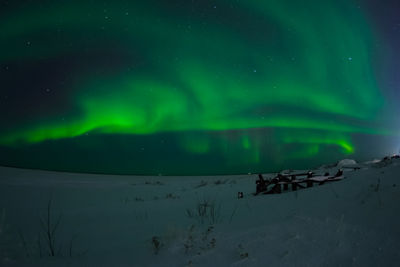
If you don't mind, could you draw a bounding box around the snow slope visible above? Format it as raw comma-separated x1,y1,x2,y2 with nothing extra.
0,158,399,266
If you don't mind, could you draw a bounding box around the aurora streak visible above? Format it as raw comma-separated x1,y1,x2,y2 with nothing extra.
0,0,399,174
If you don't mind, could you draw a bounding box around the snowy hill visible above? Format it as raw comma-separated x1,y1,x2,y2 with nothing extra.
0,157,400,266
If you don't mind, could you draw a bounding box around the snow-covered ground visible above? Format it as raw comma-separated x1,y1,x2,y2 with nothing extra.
0,157,399,266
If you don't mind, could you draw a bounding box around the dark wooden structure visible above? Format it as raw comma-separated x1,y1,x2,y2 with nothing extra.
254,170,344,195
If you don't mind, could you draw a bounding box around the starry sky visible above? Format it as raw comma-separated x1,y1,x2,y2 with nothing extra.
0,0,399,175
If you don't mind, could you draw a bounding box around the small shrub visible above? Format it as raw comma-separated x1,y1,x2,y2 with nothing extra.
145,181,164,186
39,198,62,257
17,198,86,259
374,178,381,192
195,180,207,188
238,244,249,259
200,226,216,250
209,238,216,249
183,225,217,255
185,209,194,219
240,252,249,259
214,179,229,185
185,197,221,225
183,225,196,254
152,236,162,255
165,193,179,199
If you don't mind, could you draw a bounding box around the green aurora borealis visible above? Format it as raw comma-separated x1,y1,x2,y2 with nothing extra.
0,0,399,174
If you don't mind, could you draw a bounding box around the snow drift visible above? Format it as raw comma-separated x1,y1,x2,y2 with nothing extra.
0,157,399,266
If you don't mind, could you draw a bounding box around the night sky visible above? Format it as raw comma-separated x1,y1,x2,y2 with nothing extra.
0,0,399,175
